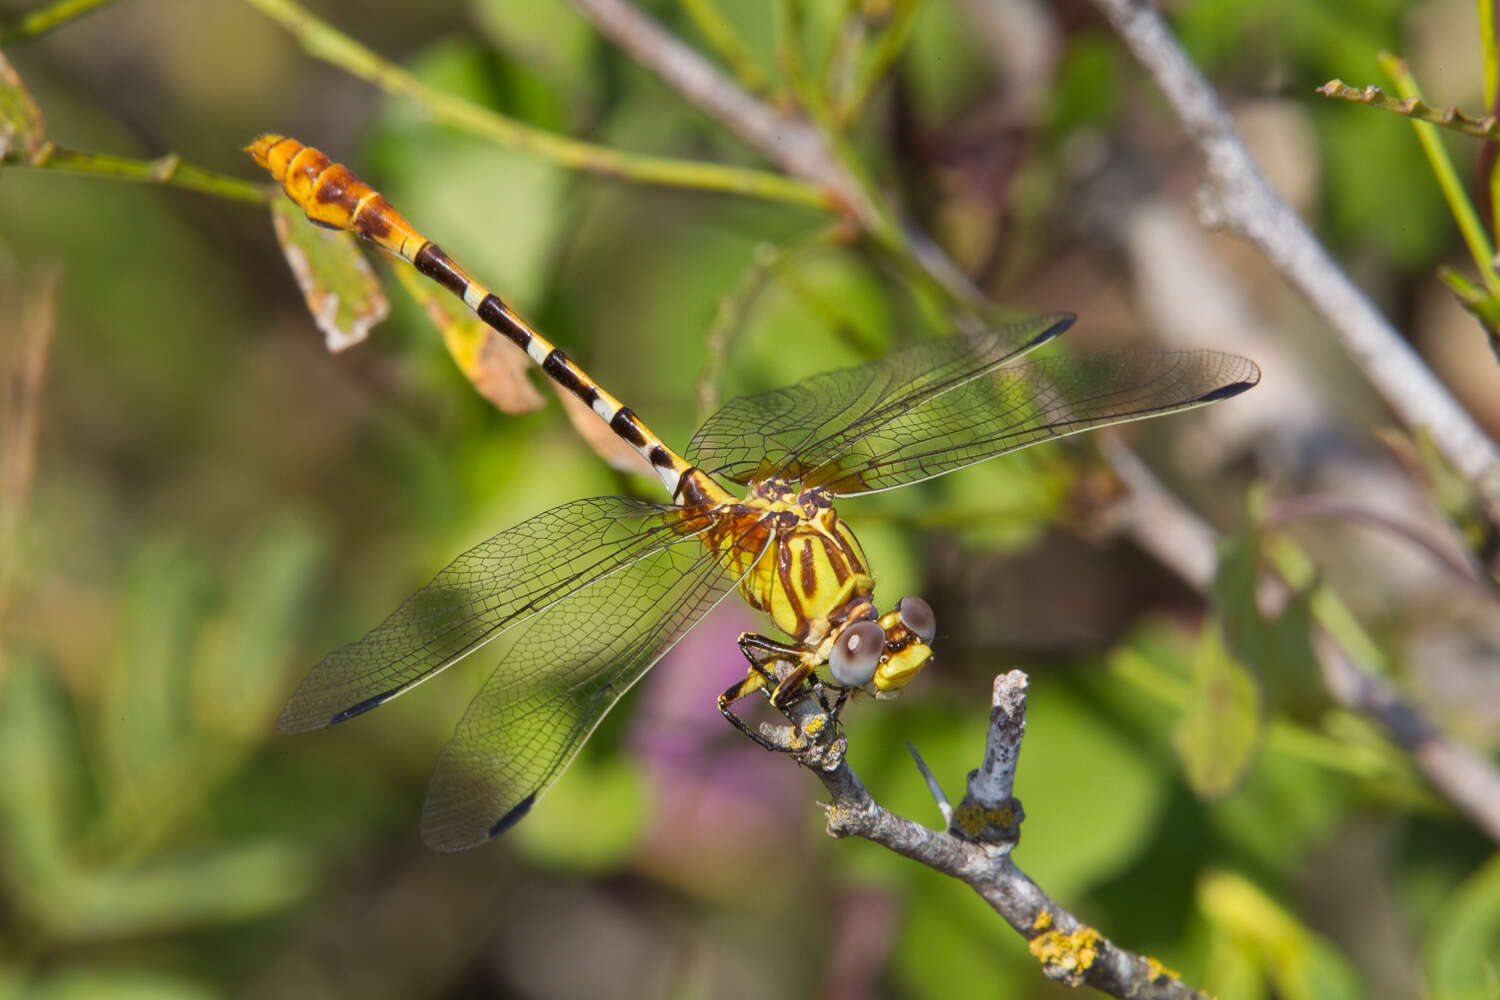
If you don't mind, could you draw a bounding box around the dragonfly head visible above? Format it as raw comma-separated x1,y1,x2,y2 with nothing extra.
827,596,935,698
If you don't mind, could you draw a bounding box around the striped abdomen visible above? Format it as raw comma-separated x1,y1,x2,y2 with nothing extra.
246,134,694,498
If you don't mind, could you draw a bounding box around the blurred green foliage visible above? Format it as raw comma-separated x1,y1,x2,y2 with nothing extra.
1,0,1498,997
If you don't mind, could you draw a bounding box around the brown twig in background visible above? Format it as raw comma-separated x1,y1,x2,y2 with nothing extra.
0,264,60,642
1091,0,1500,527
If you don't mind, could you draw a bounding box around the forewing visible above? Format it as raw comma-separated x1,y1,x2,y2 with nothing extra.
419,527,766,851
686,314,1073,485
278,496,710,732
807,349,1261,495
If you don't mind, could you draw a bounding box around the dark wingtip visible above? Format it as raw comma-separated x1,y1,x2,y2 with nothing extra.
1200,360,1262,402
327,689,399,726
1030,312,1077,349
488,793,537,839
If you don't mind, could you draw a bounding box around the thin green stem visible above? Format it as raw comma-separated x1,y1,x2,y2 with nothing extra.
1380,52,1500,296
819,0,864,109
4,143,268,203
837,0,919,126
675,0,768,95
774,0,902,252
1263,533,1388,674
241,0,830,211
0,0,117,43
1482,0,1498,112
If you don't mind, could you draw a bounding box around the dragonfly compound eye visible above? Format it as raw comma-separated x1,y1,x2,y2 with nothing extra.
899,595,936,643
830,620,887,686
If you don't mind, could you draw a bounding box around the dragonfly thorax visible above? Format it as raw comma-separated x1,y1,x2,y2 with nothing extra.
733,479,875,644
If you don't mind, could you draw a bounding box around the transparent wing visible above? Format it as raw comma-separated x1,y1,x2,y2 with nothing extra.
686,314,1073,485
278,496,713,733
419,527,767,851
803,349,1261,496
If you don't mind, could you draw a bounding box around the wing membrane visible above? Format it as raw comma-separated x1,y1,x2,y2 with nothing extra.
278,496,712,732
806,349,1261,496
420,527,767,851
686,314,1073,485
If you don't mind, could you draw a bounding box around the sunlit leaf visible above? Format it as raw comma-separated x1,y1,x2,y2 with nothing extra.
1199,870,1362,1000
269,197,388,352
1172,621,1263,799
1425,851,1500,1000
0,51,45,159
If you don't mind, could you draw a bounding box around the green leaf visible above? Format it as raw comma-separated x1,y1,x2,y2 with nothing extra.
37,841,313,941
268,197,389,352
1425,850,1500,1000
1438,266,1500,356
471,0,599,102
1212,526,1323,715
1172,621,1263,798
0,655,87,877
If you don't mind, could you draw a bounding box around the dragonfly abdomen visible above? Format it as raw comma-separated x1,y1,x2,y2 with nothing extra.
246,134,694,497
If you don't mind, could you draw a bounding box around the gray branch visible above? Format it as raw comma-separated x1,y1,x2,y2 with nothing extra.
781,673,1209,1000
1091,0,1500,525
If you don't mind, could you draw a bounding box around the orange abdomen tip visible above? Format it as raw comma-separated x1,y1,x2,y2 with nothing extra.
245,134,426,259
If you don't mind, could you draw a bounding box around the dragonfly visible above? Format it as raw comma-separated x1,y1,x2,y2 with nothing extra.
249,134,1260,852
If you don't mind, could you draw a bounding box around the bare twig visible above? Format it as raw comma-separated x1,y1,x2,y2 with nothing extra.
1317,80,1500,141
790,673,1208,999
1104,440,1500,842
1264,494,1490,596
1091,0,1500,526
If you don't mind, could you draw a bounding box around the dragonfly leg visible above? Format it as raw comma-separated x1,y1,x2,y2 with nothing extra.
718,633,838,753
717,673,786,752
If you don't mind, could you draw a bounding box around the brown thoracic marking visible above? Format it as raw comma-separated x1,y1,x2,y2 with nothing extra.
799,543,817,595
